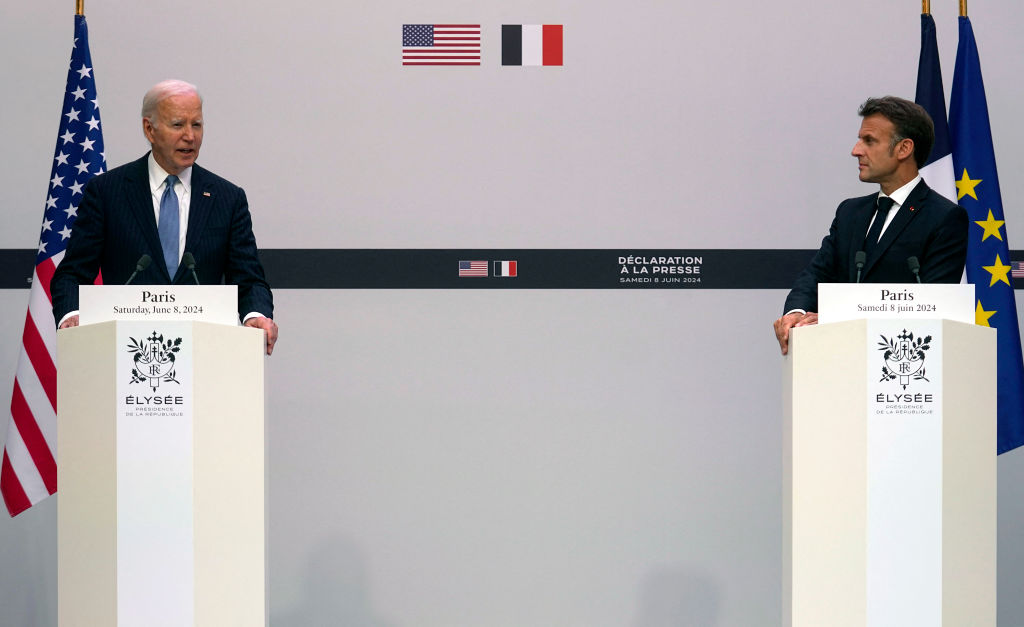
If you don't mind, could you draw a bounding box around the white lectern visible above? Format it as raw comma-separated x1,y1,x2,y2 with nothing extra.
57,287,267,627
783,317,996,627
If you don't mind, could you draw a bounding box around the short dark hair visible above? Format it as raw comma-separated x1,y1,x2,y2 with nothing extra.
858,96,935,168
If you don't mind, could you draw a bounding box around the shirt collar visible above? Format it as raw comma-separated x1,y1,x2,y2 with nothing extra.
147,153,192,194
879,175,921,208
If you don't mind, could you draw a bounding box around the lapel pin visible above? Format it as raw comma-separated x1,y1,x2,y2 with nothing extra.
909,206,915,212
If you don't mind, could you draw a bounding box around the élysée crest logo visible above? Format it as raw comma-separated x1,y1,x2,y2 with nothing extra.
878,329,931,389
127,331,182,391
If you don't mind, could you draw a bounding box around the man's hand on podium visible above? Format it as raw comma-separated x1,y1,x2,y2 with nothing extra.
59,314,80,329
244,316,279,355
773,311,818,355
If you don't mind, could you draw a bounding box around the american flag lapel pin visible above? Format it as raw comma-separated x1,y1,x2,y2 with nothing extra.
202,191,211,197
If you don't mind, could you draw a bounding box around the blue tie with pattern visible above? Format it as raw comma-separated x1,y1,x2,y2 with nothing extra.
159,175,180,278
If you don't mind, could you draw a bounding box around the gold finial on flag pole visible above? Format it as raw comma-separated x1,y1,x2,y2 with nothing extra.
76,0,84,15
960,0,967,17
922,0,930,15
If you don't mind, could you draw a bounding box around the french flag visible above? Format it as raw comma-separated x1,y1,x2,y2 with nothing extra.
502,25,563,66
493,260,518,277
915,13,955,202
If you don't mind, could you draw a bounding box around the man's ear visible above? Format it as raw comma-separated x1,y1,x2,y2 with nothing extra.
896,137,915,162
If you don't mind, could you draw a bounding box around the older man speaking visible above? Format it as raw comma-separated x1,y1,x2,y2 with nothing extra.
51,79,278,354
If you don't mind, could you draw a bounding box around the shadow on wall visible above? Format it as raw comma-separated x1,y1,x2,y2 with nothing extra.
633,566,721,627
271,536,395,627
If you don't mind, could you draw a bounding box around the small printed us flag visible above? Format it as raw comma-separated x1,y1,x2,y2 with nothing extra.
459,260,488,277
493,260,518,277
403,24,481,66
1012,261,1024,279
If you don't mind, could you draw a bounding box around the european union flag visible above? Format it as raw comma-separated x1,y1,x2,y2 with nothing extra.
949,16,1024,454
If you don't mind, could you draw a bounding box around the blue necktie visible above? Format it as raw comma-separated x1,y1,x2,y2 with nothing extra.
159,175,180,278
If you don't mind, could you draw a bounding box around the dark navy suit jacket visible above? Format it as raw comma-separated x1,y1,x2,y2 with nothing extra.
51,154,274,324
783,179,968,313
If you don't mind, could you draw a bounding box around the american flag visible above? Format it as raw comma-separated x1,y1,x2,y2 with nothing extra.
458,261,488,277
403,24,481,66
1012,261,1024,279
1,14,106,517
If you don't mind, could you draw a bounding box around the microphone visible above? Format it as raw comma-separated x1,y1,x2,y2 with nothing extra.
125,254,152,285
907,256,922,284
181,252,200,285
855,251,866,283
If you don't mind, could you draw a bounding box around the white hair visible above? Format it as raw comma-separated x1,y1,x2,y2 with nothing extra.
141,79,203,122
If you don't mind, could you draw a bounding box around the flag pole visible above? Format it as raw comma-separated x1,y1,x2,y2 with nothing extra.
922,0,930,16
960,0,967,17
76,0,83,16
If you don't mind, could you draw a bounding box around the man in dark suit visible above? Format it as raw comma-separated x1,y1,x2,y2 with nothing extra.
773,96,967,355
51,79,279,354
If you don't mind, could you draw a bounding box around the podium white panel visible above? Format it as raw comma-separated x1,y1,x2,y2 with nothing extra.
57,320,266,627
817,283,974,324
783,319,996,627
78,284,238,325
192,322,268,626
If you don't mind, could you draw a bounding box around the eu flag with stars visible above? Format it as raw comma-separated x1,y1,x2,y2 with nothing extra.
949,15,1024,454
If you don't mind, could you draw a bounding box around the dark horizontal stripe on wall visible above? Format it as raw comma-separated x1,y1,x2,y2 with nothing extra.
0,250,36,289
259,249,816,289
3,248,1024,290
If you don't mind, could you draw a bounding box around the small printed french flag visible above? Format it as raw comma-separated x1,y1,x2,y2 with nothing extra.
493,260,517,277
501,25,563,66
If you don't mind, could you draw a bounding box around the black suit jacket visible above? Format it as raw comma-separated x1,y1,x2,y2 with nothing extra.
783,179,968,313
51,154,274,324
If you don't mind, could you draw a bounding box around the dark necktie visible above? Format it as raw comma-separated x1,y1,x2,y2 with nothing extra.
159,175,180,277
863,196,895,258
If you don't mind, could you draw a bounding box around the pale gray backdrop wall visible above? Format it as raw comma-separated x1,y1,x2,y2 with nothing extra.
2,1,1024,625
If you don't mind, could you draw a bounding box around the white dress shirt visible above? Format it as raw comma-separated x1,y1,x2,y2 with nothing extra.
866,175,922,242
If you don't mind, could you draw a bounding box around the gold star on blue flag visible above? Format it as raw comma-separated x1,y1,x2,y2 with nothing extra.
950,15,1024,454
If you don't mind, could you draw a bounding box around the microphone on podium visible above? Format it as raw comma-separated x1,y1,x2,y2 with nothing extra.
907,256,922,284
125,254,151,285
181,252,200,285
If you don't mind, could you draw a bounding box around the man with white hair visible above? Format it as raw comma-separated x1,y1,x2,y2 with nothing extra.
51,79,278,354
